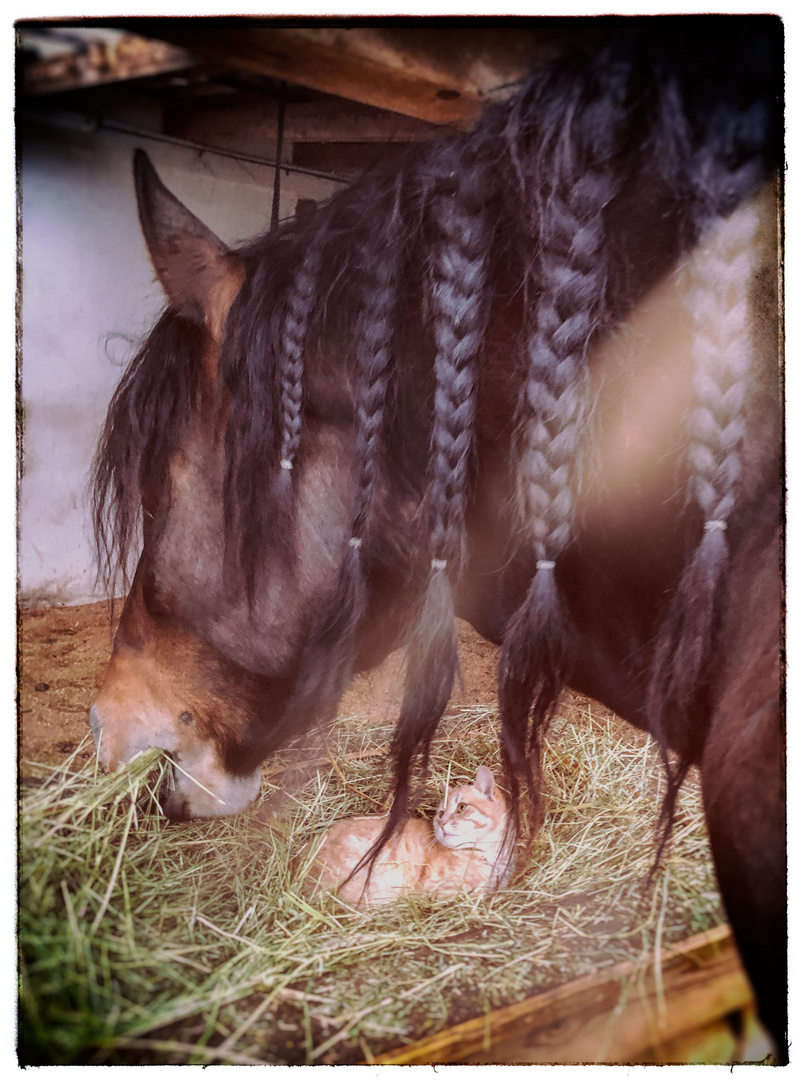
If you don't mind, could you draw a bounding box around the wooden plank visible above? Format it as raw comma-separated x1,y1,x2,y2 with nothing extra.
93,22,564,128
650,1004,772,1065
154,26,484,128
373,925,759,1065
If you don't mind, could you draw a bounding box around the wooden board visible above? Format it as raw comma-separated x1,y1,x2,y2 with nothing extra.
373,925,768,1065
70,21,567,128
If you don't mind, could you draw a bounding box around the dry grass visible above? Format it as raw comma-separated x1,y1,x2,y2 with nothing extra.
18,695,723,1065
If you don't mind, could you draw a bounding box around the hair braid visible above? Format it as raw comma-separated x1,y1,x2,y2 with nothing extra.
351,192,403,542
281,186,404,722
499,49,633,836
219,216,330,604
638,32,777,865
275,235,323,489
355,140,495,880
648,198,763,728
645,240,751,865
686,204,760,524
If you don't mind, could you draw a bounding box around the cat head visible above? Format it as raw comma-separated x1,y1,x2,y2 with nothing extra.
433,765,507,850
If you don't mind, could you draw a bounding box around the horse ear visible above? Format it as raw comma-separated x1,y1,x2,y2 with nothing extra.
474,765,496,799
133,149,243,337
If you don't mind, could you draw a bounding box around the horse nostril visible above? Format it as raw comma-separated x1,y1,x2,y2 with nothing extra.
161,783,191,822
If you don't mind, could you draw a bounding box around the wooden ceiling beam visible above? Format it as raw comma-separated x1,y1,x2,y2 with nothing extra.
158,26,485,128
96,21,562,128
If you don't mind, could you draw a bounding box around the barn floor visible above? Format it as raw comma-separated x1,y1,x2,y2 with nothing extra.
19,601,117,773
19,602,765,1065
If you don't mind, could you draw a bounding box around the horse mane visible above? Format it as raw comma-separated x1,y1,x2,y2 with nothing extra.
92,311,212,594
92,17,781,866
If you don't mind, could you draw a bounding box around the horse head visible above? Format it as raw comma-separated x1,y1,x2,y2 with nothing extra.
90,152,422,817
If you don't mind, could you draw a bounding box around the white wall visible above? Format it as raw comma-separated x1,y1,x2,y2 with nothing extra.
19,118,340,605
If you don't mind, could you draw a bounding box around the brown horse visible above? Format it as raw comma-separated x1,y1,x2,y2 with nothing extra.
89,19,785,1060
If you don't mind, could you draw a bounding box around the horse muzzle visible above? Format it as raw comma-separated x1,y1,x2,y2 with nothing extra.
88,702,261,819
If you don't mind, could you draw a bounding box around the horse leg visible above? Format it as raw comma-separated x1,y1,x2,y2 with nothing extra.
700,697,786,1062
698,530,786,1062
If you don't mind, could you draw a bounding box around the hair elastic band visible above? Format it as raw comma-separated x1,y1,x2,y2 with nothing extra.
536,559,556,571
431,558,448,571
349,537,362,549
280,459,294,471
704,520,727,532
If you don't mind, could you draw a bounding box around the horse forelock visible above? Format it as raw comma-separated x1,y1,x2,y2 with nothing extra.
92,311,213,597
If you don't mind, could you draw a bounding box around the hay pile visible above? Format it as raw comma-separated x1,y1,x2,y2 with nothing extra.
19,696,723,1065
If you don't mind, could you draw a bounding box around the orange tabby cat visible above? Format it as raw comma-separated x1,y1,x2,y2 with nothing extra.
304,765,514,905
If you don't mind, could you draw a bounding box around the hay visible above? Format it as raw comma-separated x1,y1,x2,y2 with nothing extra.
19,696,723,1064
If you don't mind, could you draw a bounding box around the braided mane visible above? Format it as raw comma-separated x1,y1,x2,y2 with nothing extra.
93,18,781,859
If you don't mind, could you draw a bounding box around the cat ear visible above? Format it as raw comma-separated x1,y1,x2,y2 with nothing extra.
474,766,496,800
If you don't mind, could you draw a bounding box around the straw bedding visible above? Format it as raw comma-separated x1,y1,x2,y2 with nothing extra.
19,694,723,1065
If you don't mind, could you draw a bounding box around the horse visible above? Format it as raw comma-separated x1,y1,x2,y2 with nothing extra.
88,18,785,1061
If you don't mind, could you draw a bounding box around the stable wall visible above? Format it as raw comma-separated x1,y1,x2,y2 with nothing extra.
19,117,339,605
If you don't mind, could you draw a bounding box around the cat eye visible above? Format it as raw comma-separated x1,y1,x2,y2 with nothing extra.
456,802,467,813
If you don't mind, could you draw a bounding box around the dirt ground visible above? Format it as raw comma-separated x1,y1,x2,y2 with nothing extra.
17,600,500,776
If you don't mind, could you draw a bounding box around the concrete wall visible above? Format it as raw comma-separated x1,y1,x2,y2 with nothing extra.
19,117,340,606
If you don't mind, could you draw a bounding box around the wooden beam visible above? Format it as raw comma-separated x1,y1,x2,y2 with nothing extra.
98,22,563,128
372,925,766,1065
164,27,482,128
